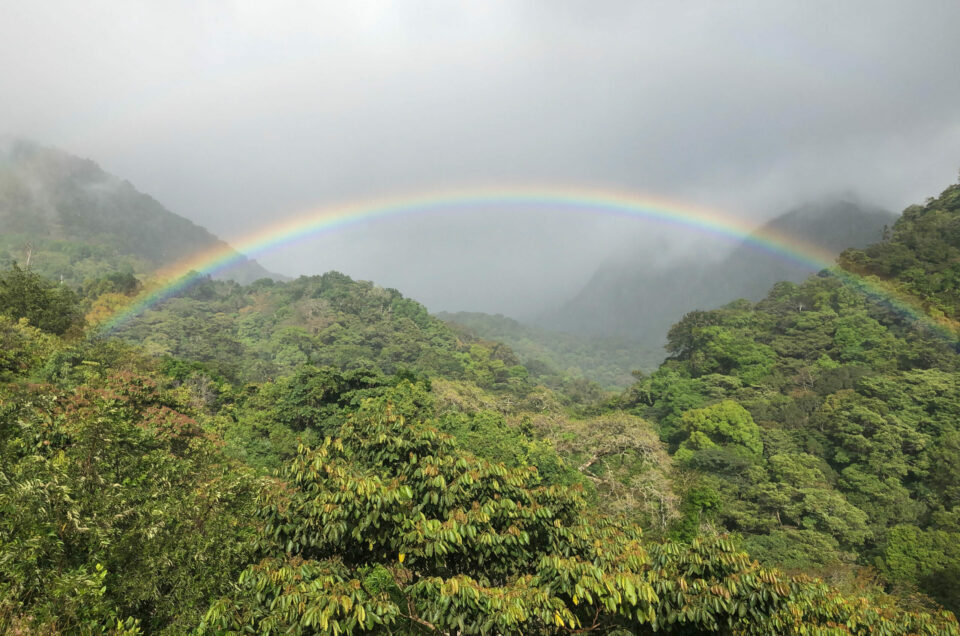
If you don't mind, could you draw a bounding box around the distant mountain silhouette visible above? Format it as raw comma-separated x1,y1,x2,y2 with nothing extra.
542,197,896,348
0,137,283,284
437,310,662,387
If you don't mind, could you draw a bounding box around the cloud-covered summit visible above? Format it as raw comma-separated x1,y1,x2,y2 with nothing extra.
2,1,958,315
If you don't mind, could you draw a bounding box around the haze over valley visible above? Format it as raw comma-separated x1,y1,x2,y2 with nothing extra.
2,2,960,633
0,137,904,383
3,2,960,320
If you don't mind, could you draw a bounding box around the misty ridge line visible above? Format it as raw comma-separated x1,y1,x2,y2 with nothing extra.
0,137,932,350
88,183,854,329
4,1,960,321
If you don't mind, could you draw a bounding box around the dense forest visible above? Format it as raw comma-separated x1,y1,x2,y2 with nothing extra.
546,198,895,345
2,170,960,632
438,311,661,387
617,182,960,608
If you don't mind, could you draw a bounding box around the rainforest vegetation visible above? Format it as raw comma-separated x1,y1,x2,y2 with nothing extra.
2,179,960,633
437,311,661,388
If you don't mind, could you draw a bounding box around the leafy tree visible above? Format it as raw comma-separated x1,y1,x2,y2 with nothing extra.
202,393,958,634
840,181,960,323
675,400,762,463
928,431,960,503
546,411,678,530
884,525,960,611
0,369,258,632
0,314,55,380
686,326,777,384
0,263,84,334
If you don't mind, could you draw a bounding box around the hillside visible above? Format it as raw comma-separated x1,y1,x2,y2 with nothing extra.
840,181,960,324
0,137,279,285
1,264,955,633
0,142,958,631
546,198,895,345
438,310,660,388
618,181,960,610
99,272,547,391
708,198,896,306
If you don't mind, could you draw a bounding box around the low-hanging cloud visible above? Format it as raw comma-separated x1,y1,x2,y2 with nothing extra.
2,1,959,317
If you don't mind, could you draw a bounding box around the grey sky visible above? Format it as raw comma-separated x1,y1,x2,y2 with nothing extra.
2,1,959,316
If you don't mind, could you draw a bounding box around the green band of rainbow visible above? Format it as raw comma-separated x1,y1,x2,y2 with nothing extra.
95,185,955,342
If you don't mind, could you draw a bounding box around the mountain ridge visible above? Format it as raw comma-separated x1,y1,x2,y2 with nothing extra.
438,310,660,388
0,140,958,630
0,137,284,285
543,197,896,344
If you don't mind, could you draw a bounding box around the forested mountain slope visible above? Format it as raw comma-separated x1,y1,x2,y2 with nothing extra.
1,138,958,632
101,272,543,390
0,137,279,284
840,181,960,325
547,198,894,346
1,269,955,634
619,181,960,611
438,310,660,388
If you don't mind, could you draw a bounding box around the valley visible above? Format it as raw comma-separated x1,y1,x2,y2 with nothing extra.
1,142,959,632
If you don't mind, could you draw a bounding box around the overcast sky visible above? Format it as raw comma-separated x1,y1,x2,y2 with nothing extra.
2,1,959,316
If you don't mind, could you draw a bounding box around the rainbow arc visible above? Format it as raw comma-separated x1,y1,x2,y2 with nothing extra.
94,185,955,342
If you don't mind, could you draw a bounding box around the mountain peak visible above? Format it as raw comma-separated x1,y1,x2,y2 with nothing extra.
540,196,895,346
758,196,895,249
0,139,284,285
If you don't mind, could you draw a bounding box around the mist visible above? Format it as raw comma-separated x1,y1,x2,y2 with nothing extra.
2,1,959,317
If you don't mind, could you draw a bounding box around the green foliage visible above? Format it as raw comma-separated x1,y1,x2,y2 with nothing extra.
0,329,258,632
840,182,960,323
686,325,777,384
435,409,572,486
883,525,960,610
742,529,853,572
79,270,142,299
3,172,960,630
439,310,660,388
674,400,763,462
111,272,543,394
203,396,956,634
539,411,678,530
272,365,391,432
215,366,431,473
620,182,960,610
0,314,56,380
0,279,951,633
0,263,84,334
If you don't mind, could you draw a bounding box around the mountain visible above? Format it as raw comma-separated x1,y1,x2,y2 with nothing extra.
1,182,957,633
438,310,661,387
0,137,281,284
544,198,896,348
0,139,958,631
102,271,538,388
706,198,896,306
839,182,960,325
4,287,954,633
617,181,960,610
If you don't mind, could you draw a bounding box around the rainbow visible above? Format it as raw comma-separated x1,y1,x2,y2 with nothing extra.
94,184,956,342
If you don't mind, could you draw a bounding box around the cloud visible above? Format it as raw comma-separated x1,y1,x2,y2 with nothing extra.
1,1,958,316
